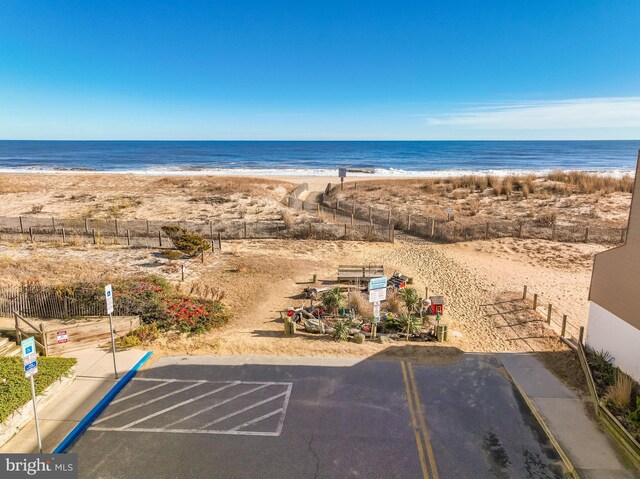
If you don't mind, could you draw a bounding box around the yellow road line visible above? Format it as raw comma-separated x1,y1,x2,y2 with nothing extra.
401,361,430,479
407,362,440,479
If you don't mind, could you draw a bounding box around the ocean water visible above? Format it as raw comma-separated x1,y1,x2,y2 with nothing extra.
0,140,637,177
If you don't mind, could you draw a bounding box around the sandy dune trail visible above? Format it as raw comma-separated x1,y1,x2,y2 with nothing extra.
355,233,513,352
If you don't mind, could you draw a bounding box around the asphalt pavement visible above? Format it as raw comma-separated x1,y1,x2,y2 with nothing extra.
70,353,567,478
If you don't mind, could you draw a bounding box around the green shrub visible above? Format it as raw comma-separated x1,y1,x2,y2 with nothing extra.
331,320,350,341
322,288,345,316
0,357,76,423
628,397,640,429
161,226,210,256
398,313,423,340
588,349,617,387
116,323,160,349
111,275,172,324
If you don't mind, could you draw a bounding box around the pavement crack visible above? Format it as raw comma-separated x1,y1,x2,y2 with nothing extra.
308,433,320,479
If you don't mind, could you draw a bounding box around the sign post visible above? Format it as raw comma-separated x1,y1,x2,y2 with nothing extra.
369,277,387,340
22,336,42,453
338,167,347,191
104,284,118,379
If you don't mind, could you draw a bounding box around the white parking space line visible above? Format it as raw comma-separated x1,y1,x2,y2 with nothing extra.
229,408,284,431
196,391,288,430
93,382,205,425
89,379,294,437
112,381,174,405
119,382,243,430
275,383,293,435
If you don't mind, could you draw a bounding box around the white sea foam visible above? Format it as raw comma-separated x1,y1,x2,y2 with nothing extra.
0,166,634,178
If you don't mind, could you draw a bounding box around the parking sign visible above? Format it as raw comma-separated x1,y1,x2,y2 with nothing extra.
21,336,38,378
105,284,114,315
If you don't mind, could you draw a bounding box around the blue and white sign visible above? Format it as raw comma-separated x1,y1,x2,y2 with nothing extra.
21,336,38,378
369,276,388,303
105,284,114,315
369,276,387,291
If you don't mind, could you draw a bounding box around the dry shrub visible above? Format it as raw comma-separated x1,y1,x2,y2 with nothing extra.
467,199,481,216
348,291,373,318
534,212,557,227
502,177,513,198
485,175,497,188
189,282,225,301
386,292,404,315
546,171,634,194
420,180,436,193
605,372,633,410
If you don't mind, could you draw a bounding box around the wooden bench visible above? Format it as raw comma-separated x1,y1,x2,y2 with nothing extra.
337,265,384,283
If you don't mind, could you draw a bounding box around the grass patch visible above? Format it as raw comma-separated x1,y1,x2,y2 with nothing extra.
0,356,76,424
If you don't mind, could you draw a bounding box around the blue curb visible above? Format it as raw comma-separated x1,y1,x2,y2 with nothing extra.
53,351,153,453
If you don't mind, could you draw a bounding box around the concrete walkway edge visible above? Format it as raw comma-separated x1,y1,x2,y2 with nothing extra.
509,374,578,478
53,351,153,453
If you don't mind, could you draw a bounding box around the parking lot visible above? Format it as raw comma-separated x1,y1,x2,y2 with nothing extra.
71,352,567,478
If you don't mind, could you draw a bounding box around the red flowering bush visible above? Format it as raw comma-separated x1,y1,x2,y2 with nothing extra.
164,296,229,334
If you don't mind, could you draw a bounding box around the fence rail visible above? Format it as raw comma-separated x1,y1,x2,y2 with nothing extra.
322,193,626,245
0,213,393,247
522,285,582,346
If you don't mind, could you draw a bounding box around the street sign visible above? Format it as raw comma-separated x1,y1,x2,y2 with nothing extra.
369,276,387,290
21,336,43,452
104,283,119,379
21,337,38,378
369,287,387,303
56,330,69,344
338,167,347,178
373,301,381,321
105,284,114,315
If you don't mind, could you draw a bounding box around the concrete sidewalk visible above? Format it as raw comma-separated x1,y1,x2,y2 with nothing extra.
0,346,149,454
501,353,640,479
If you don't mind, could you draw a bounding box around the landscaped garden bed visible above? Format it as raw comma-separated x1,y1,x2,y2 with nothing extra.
0,356,77,424
586,348,640,442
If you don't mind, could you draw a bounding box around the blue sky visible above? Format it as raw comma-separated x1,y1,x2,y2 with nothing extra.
0,0,639,140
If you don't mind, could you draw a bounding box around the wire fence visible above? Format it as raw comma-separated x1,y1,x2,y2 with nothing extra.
522,285,583,346
0,212,393,248
321,191,626,245
0,284,135,319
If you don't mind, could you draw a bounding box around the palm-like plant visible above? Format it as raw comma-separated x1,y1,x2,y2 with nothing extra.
321,287,345,316
331,319,350,341
398,313,423,340
399,287,420,314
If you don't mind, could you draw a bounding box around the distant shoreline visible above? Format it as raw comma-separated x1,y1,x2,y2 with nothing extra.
0,167,635,179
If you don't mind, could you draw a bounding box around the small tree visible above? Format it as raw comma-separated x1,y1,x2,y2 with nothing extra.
321,287,345,316
399,287,420,314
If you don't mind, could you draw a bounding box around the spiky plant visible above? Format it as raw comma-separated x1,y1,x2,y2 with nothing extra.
321,287,345,316
398,313,423,340
399,287,420,314
331,320,350,341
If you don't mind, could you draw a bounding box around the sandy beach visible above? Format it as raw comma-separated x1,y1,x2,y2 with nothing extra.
0,172,628,359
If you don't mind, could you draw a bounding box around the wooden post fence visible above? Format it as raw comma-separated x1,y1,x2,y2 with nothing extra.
532,293,538,310
522,285,527,300
29,227,34,242
547,303,552,323
561,314,567,337
19,216,24,233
